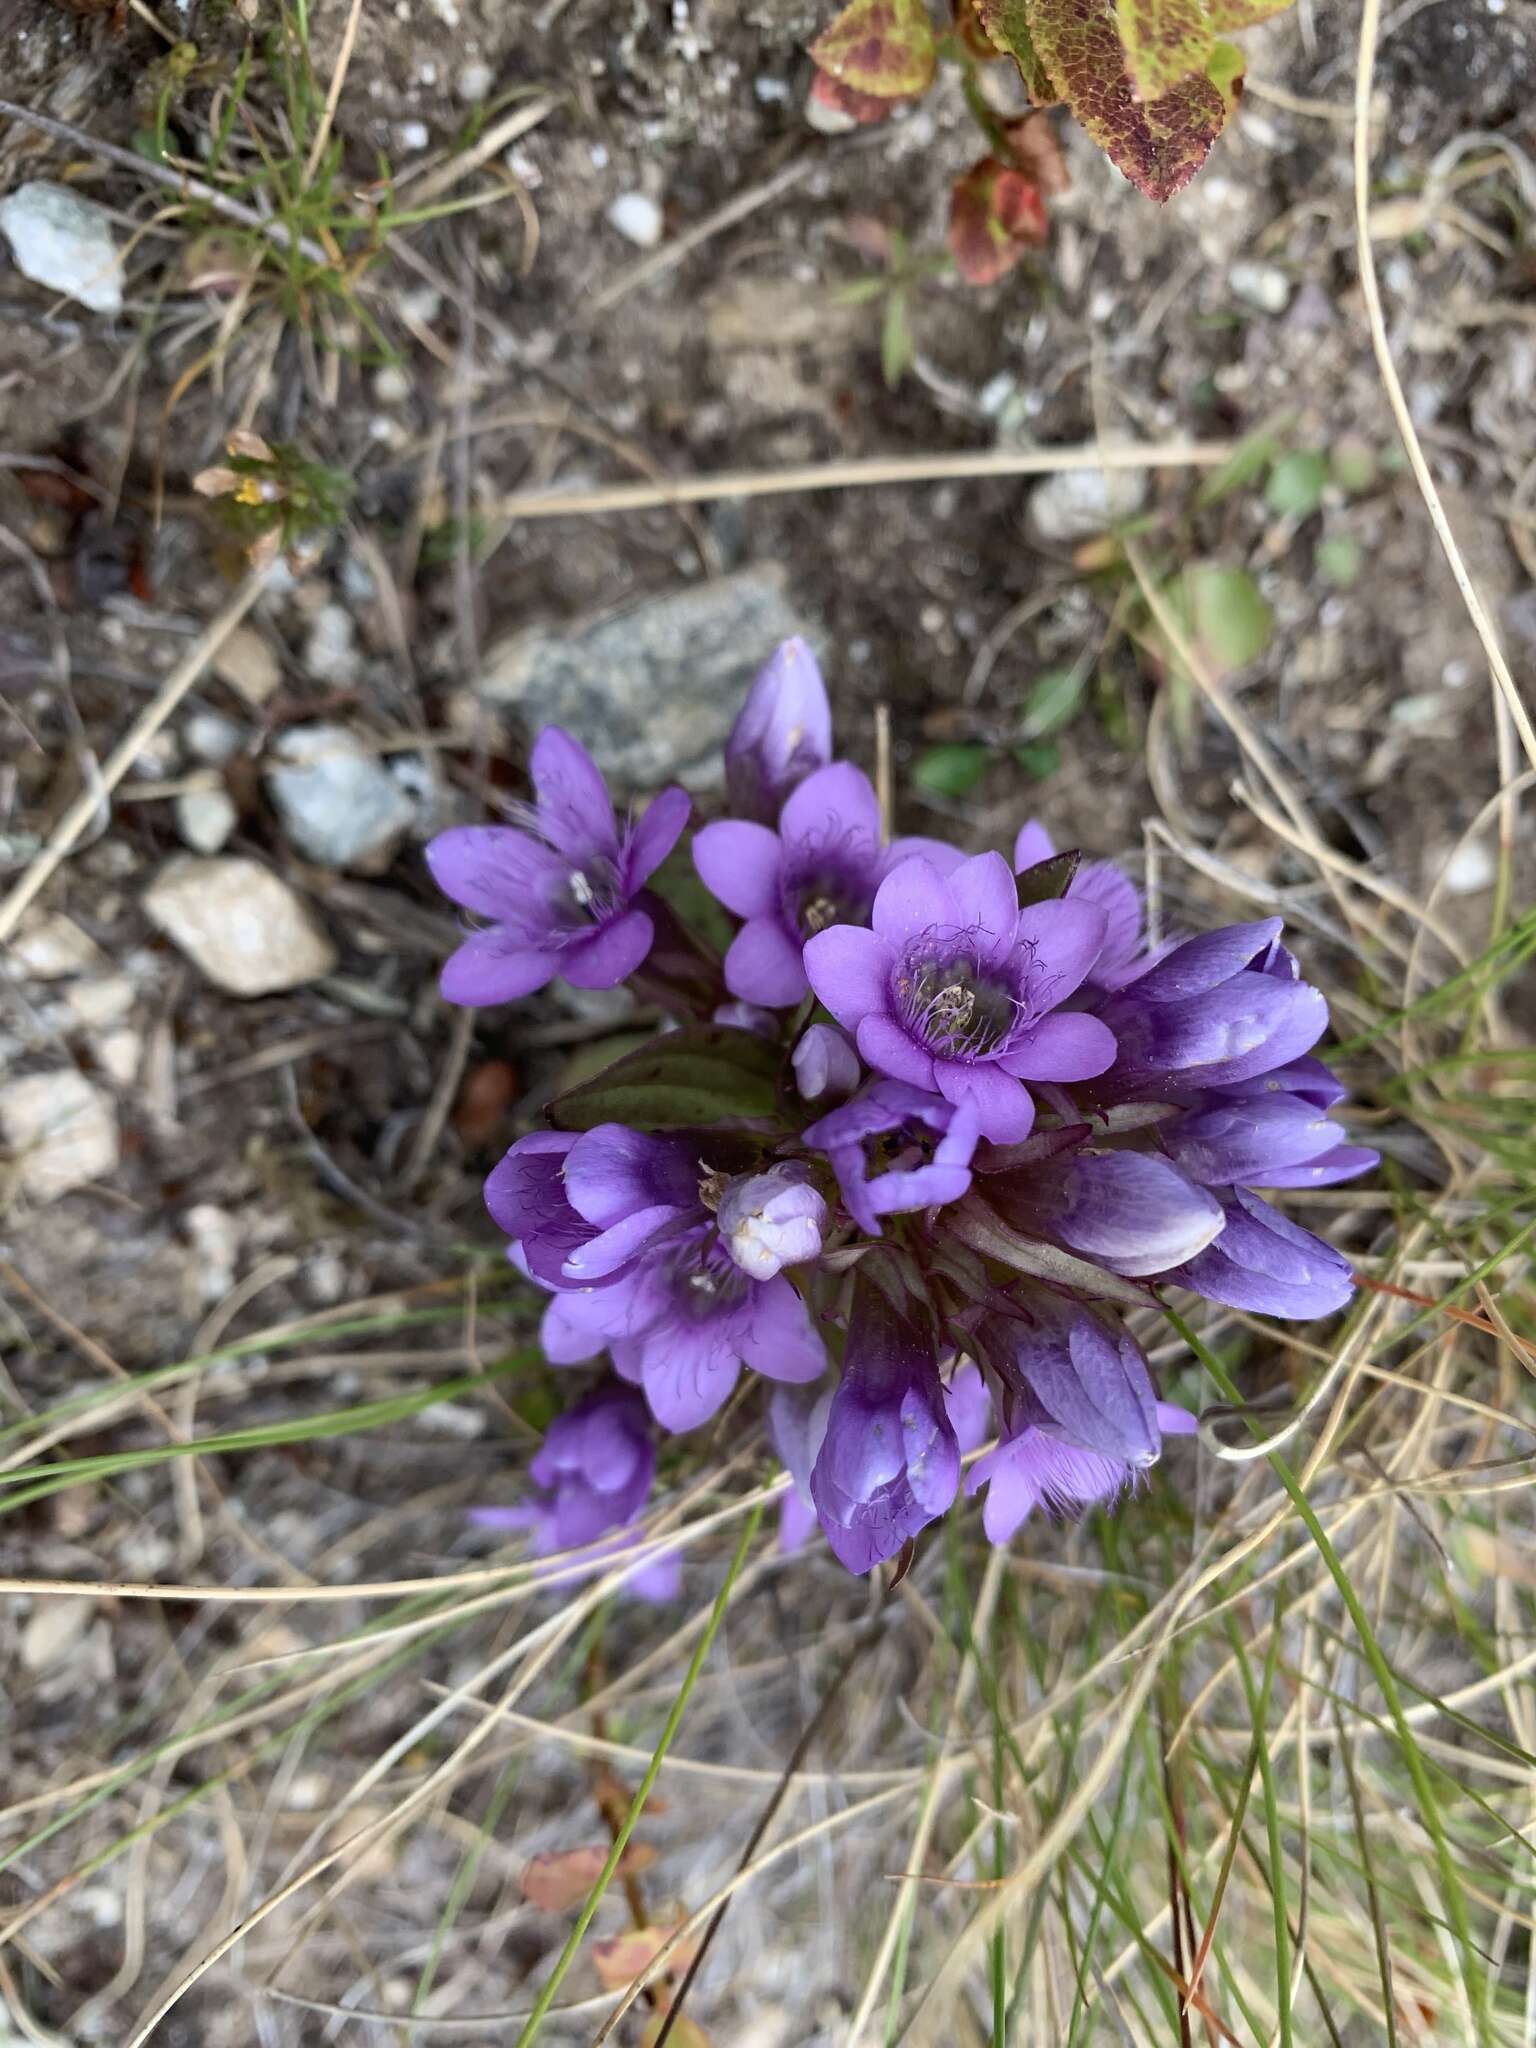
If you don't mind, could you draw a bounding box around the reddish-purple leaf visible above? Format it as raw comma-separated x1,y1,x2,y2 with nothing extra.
1115,0,1214,99
808,67,905,124
1002,110,1072,195
948,158,1050,285
809,0,938,97
591,1923,699,1991
520,1842,657,1912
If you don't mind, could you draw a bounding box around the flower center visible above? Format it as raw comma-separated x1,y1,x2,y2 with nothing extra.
554,857,621,930
666,1227,749,1323
897,950,1018,1060
783,829,878,939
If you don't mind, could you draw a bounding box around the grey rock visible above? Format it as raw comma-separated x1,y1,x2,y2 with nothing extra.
476,569,816,789
1229,260,1292,315
264,723,418,871
0,1070,119,1201
176,785,238,855
0,182,124,314
143,857,336,995
302,603,360,686
1028,467,1148,545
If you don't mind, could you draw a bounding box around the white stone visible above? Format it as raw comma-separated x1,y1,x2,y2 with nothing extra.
95,1027,141,1086
456,59,494,101
63,974,134,1029
185,1202,240,1300
11,913,103,980
1230,260,1292,315
184,710,244,763
213,623,282,705
1029,467,1149,545
176,785,238,855
20,1596,94,1673
1441,841,1495,895
397,120,431,151
606,192,663,248
264,723,417,870
302,603,360,686
0,182,124,314
373,363,411,405
143,857,337,995
0,1070,120,1201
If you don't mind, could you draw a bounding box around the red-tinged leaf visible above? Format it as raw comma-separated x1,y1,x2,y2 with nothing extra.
520,1842,657,1912
948,158,1049,285
591,1923,699,1991
1115,0,1214,100
1002,109,1072,194
808,68,904,124
1027,0,1238,201
974,0,1062,102
809,0,937,97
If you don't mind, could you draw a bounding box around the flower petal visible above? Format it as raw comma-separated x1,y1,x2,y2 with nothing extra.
724,915,808,1007
804,924,894,1030
740,1275,829,1383
530,728,618,861
1012,820,1055,872
933,1059,1035,1143
441,932,557,1006
1013,897,1108,1008
779,759,881,850
624,785,691,891
692,819,783,919
561,909,654,989
947,851,1020,959
1000,1011,1117,1081
640,1330,742,1430
425,826,566,920
871,856,958,948
856,1012,935,1089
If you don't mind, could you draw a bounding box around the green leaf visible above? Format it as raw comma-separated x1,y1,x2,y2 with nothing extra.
1183,561,1273,674
1329,434,1377,494
1015,849,1081,905
1115,0,1216,102
548,1024,782,1132
1265,449,1329,518
1195,420,1284,507
973,0,1062,101
881,288,914,388
914,742,992,797
1317,534,1362,587
1011,738,1062,778
809,0,938,97
1018,663,1087,740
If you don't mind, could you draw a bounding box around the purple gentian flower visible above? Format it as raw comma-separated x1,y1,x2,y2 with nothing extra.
1159,1093,1376,1191
989,1148,1226,1278
1167,1185,1356,1318
809,1272,960,1573
1086,919,1329,1104
717,1164,828,1280
486,1124,699,1291
541,1223,826,1431
470,1382,680,1601
792,1022,861,1104
803,852,1117,1143
966,1306,1194,1541
427,728,690,1004
1013,820,1144,988
723,637,833,826
804,1080,979,1236
769,1378,834,1553
943,1360,994,1453
694,761,960,1009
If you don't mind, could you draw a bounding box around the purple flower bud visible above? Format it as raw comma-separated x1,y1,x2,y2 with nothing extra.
810,1272,960,1574
804,851,1118,1142
486,1123,699,1290
713,1000,780,1038
943,1360,993,1454
717,1164,828,1280
804,1079,978,1237
992,1149,1225,1278
1160,1094,1349,1187
723,637,833,826
792,1022,862,1104
471,1382,654,1554
1168,1186,1355,1318
769,1378,834,1553
427,728,690,1005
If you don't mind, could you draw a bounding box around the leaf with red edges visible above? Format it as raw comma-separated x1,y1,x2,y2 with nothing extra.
974,0,1062,100
809,0,938,97
1027,0,1242,200
1115,0,1215,99
948,158,1050,284
808,68,905,123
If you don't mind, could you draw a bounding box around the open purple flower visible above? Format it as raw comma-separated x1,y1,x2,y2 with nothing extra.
966,1306,1195,1541
427,728,690,1005
1086,919,1329,1105
1167,1185,1356,1318
1013,820,1144,988
804,1080,979,1236
724,637,834,826
542,1224,826,1430
804,852,1118,1143
809,1272,960,1573
694,762,960,1009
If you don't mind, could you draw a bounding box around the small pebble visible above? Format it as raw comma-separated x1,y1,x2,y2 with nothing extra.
0,1070,120,1202
143,857,337,996
606,192,663,249
456,59,493,101
12,914,103,981
213,624,282,706
0,181,124,314
176,786,238,855
396,120,431,151
1441,842,1495,895
303,603,361,687
1230,260,1292,315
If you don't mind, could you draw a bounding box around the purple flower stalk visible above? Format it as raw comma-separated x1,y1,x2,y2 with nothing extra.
804,851,1117,1141
694,761,960,1009
723,637,833,825
809,1271,960,1573
427,728,689,1004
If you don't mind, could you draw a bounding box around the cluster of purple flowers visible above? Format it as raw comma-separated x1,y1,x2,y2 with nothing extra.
429,640,1374,1583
